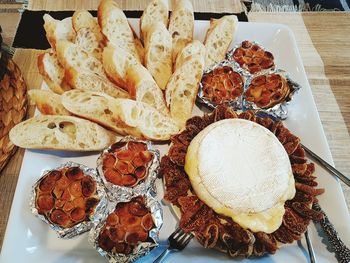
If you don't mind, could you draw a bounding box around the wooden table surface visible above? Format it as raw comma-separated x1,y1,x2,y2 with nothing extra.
0,0,349,252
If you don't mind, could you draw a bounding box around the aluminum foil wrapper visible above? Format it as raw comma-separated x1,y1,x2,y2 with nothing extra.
197,60,245,110
243,69,301,120
29,161,108,239
88,194,163,263
96,136,160,201
226,41,275,77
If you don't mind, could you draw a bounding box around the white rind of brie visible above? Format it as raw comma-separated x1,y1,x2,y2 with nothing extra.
185,119,295,233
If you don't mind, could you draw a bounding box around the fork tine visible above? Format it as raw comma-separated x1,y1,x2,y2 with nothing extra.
180,233,193,247
169,227,183,239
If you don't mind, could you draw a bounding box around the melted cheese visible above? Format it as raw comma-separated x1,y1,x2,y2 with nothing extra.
185,119,295,233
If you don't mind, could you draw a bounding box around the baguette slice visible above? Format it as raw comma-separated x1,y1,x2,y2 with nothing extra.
204,15,238,68
144,22,172,90
64,66,130,99
56,40,105,76
140,0,169,41
102,44,138,90
9,115,114,151
168,0,194,62
97,0,141,62
166,55,204,128
125,63,169,115
61,90,179,140
37,52,71,94
28,89,71,116
43,14,75,49
175,40,205,69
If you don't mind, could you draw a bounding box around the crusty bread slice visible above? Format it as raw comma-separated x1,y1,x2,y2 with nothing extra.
61,90,179,140
204,15,238,68
125,63,169,115
165,54,204,128
28,89,71,116
144,22,172,90
102,44,138,90
72,10,104,60
97,0,141,62
37,52,71,94
43,14,75,49
56,40,105,76
140,0,169,41
64,66,130,99
9,115,115,151
175,40,205,69
168,0,194,62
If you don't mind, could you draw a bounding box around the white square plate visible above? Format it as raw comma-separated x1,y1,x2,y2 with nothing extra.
1,19,350,263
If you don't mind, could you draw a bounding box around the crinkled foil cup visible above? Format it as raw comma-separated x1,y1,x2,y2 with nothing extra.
96,136,160,201
89,194,163,263
243,69,301,120
226,41,275,77
197,60,245,110
30,161,108,239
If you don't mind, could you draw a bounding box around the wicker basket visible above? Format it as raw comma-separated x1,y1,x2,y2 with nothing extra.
0,53,27,172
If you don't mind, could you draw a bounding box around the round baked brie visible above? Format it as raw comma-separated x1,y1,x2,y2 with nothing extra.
185,119,295,233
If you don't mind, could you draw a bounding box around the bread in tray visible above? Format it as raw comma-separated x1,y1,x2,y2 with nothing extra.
28,89,71,116
168,0,194,62
98,0,141,63
204,15,238,68
9,115,115,151
165,54,204,128
43,14,76,50
144,22,172,90
140,0,169,41
61,90,179,141
175,40,205,69
37,52,71,95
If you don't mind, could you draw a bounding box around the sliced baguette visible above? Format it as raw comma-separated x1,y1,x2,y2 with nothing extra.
144,22,172,90
37,52,71,94
140,0,169,41
165,55,204,128
61,90,179,140
64,66,130,99
125,63,169,115
9,115,115,151
75,27,103,60
168,0,194,62
204,15,238,68
56,40,105,76
28,89,71,116
175,40,205,69
97,0,141,62
43,14,75,49
102,44,138,90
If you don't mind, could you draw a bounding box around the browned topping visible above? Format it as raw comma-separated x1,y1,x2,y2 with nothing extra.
102,141,154,187
245,73,290,108
229,40,275,74
160,106,324,257
35,166,99,228
97,197,155,255
201,66,243,105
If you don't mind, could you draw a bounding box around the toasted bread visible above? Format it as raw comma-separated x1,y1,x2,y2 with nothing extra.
37,52,71,94
166,55,204,128
204,15,238,68
144,22,172,90
125,63,169,115
61,90,179,140
28,89,71,116
140,0,169,40
9,115,115,151
168,0,194,62
97,0,141,62
43,14,75,49
175,40,205,69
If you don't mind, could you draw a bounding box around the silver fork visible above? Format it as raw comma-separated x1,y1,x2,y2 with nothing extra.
305,230,317,263
153,227,193,263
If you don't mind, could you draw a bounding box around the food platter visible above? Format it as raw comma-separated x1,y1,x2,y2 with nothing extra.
1,19,350,263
